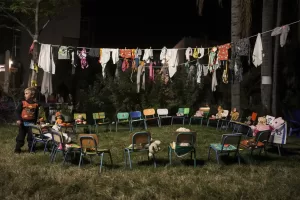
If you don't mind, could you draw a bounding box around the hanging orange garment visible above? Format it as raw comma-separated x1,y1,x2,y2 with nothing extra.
120,49,132,59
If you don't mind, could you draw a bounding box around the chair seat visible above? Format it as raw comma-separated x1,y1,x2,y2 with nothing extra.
240,140,264,148
126,144,149,150
84,149,110,154
210,143,237,151
159,116,172,118
97,122,110,125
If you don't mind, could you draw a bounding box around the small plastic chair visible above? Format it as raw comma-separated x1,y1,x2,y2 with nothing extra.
208,133,242,165
168,131,197,167
124,131,155,169
143,108,159,129
115,112,130,132
28,124,51,153
157,108,172,127
92,112,111,133
129,111,146,131
171,108,190,125
78,134,113,173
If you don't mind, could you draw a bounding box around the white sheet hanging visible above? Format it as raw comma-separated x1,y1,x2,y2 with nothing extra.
211,69,218,92
252,33,263,67
111,49,119,64
100,48,111,78
185,47,192,61
41,71,53,103
143,49,153,63
38,44,56,74
165,49,178,78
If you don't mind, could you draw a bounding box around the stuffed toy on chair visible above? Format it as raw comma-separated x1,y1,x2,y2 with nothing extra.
230,108,239,121
148,140,161,158
250,116,272,136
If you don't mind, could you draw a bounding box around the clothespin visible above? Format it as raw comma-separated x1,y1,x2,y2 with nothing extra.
149,46,151,49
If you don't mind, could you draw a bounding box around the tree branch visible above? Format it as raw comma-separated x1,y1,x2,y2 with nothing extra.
0,24,21,31
0,8,34,38
39,18,50,35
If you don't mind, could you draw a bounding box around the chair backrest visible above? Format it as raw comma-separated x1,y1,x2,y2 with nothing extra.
174,132,196,145
130,111,142,120
79,134,98,153
50,128,64,144
116,112,129,121
74,113,87,120
27,124,42,135
220,133,242,152
199,107,210,118
255,130,271,143
143,109,155,116
251,112,258,121
157,108,169,116
183,108,190,115
129,131,151,150
177,108,184,114
92,112,106,120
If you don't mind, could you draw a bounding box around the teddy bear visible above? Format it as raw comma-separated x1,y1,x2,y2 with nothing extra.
250,116,273,136
230,108,239,121
148,140,161,158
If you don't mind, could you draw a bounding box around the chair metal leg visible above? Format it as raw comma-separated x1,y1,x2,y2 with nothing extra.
207,119,210,127
109,152,113,166
128,151,132,169
79,154,83,167
99,153,104,173
168,146,172,165
171,117,174,125
156,119,160,127
207,147,211,160
144,121,148,130
153,154,157,168
124,150,127,168
115,123,118,132
189,118,192,125
237,153,241,165
216,151,220,164
193,149,196,168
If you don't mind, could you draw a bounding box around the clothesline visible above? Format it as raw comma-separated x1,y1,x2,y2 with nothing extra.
42,19,300,51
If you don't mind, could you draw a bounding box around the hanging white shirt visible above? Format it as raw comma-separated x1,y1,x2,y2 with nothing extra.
143,49,153,63
111,49,119,64
185,47,192,61
165,49,179,78
160,47,168,62
100,48,111,78
252,33,263,67
38,44,56,74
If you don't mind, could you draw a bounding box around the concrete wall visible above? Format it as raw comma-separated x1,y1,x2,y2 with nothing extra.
20,2,81,87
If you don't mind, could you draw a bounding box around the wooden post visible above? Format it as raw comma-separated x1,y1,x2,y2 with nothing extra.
4,50,10,93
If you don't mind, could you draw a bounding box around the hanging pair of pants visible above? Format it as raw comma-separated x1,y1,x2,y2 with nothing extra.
137,65,145,93
15,123,33,151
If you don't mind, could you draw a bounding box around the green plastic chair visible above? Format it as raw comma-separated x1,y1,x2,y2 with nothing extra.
168,131,197,167
171,108,190,125
93,112,111,133
115,112,130,132
208,133,242,165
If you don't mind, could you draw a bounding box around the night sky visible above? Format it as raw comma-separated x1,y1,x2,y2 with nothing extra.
82,0,231,48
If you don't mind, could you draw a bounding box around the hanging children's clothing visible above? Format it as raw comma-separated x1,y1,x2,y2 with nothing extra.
149,62,154,81
77,48,89,69
111,49,119,64
161,48,178,78
271,25,290,47
58,46,70,59
211,70,218,92
185,47,192,61
217,43,231,61
137,64,145,93
143,48,153,63
38,44,56,74
100,48,111,77
252,33,263,67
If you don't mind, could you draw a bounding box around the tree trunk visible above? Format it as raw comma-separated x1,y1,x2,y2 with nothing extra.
261,0,274,115
231,0,241,112
4,50,10,93
29,0,40,87
272,0,283,116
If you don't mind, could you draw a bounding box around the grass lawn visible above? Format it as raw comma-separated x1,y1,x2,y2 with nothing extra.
1,123,300,200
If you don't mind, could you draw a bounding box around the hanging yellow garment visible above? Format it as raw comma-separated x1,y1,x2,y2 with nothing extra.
193,48,199,58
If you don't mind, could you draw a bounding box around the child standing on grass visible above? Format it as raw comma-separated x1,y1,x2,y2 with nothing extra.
14,87,39,154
